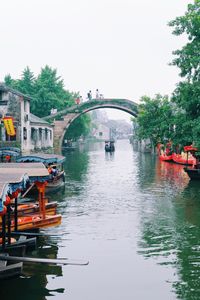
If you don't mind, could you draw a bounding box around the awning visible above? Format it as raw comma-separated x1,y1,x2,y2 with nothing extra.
16,153,66,164
0,163,50,183
0,172,29,212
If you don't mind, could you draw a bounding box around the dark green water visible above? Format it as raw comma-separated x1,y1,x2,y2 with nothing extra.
1,140,200,300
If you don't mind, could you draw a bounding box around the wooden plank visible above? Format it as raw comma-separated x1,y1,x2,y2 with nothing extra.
0,262,23,279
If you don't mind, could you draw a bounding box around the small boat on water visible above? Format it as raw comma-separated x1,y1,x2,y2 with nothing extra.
172,152,196,166
159,154,173,161
105,140,115,152
0,163,62,232
16,153,66,193
62,140,76,151
0,253,23,279
16,201,57,216
183,146,200,180
0,147,21,162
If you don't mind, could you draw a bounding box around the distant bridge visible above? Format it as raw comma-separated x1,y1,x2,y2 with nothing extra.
44,98,138,152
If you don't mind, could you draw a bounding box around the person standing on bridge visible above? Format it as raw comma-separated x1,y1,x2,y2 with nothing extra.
87,90,92,101
96,89,99,99
75,97,80,105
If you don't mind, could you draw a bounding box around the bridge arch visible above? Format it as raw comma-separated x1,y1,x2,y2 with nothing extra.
44,98,138,152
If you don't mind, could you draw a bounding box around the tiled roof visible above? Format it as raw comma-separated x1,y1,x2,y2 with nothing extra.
0,83,31,100
29,113,52,125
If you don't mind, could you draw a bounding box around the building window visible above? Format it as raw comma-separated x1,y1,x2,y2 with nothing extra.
39,128,42,140
0,101,8,106
50,130,52,140
45,129,48,140
23,127,27,140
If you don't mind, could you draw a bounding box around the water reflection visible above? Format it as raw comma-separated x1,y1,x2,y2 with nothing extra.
3,140,200,300
138,159,200,300
0,237,64,300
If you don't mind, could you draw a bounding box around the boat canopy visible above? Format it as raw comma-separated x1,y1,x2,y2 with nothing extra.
0,171,29,212
0,147,21,153
184,146,198,152
16,153,66,164
0,150,20,157
0,163,49,184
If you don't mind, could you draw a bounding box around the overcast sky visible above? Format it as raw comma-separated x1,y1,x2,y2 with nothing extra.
0,0,191,120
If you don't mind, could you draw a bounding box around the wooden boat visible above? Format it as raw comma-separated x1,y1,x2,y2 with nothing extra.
183,146,200,180
172,153,196,166
0,164,62,233
16,154,66,193
0,235,36,252
184,167,200,180
159,154,173,161
0,214,62,232
0,147,21,163
0,253,23,279
105,140,115,152
0,173,32,279
16,201,57,216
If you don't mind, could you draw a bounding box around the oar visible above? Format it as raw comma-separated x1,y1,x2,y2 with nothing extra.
10,231,62,237
0,255,89,266
21,183,35,198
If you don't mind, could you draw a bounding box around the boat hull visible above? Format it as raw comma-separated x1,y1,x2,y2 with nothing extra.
0,214,62,232
184,168,200,180
159,155,173,161
172,153,196,165
16,201,57,216
0,260,23,279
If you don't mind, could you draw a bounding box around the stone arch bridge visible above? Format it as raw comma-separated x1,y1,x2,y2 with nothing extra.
44,98,138,153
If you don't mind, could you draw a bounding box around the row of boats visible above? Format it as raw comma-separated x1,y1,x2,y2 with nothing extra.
0,148,88,279
159,145,200,180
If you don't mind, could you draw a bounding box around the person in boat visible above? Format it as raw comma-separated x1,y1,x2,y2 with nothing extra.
47,164,58,178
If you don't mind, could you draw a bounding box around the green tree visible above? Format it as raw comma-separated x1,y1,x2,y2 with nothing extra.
33,65,75,117
168,0,200,81
3,66,91,140
4,74,19,90
169,0,200,147
136,95,173,146
19,67,35,96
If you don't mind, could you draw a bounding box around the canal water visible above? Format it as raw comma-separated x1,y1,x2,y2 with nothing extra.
1,139,200,300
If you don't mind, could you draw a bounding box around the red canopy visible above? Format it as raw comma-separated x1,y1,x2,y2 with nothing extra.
184,145,198,152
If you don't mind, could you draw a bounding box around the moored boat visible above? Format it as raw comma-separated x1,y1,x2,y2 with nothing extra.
0,253,23,279
0,163,62,232
183,146,200,180
16,154,66,193
172,152,196,166
159,154,173,161
184,167,200,180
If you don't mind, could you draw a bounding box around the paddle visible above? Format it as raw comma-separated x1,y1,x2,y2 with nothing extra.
10,231,62,237
0,255,89,266
21,183,35,198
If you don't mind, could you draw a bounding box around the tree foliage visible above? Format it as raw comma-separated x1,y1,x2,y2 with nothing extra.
136,95,173,146
134,1,200,149
168,0,200,81
4,66,91,140
169,0,200,148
